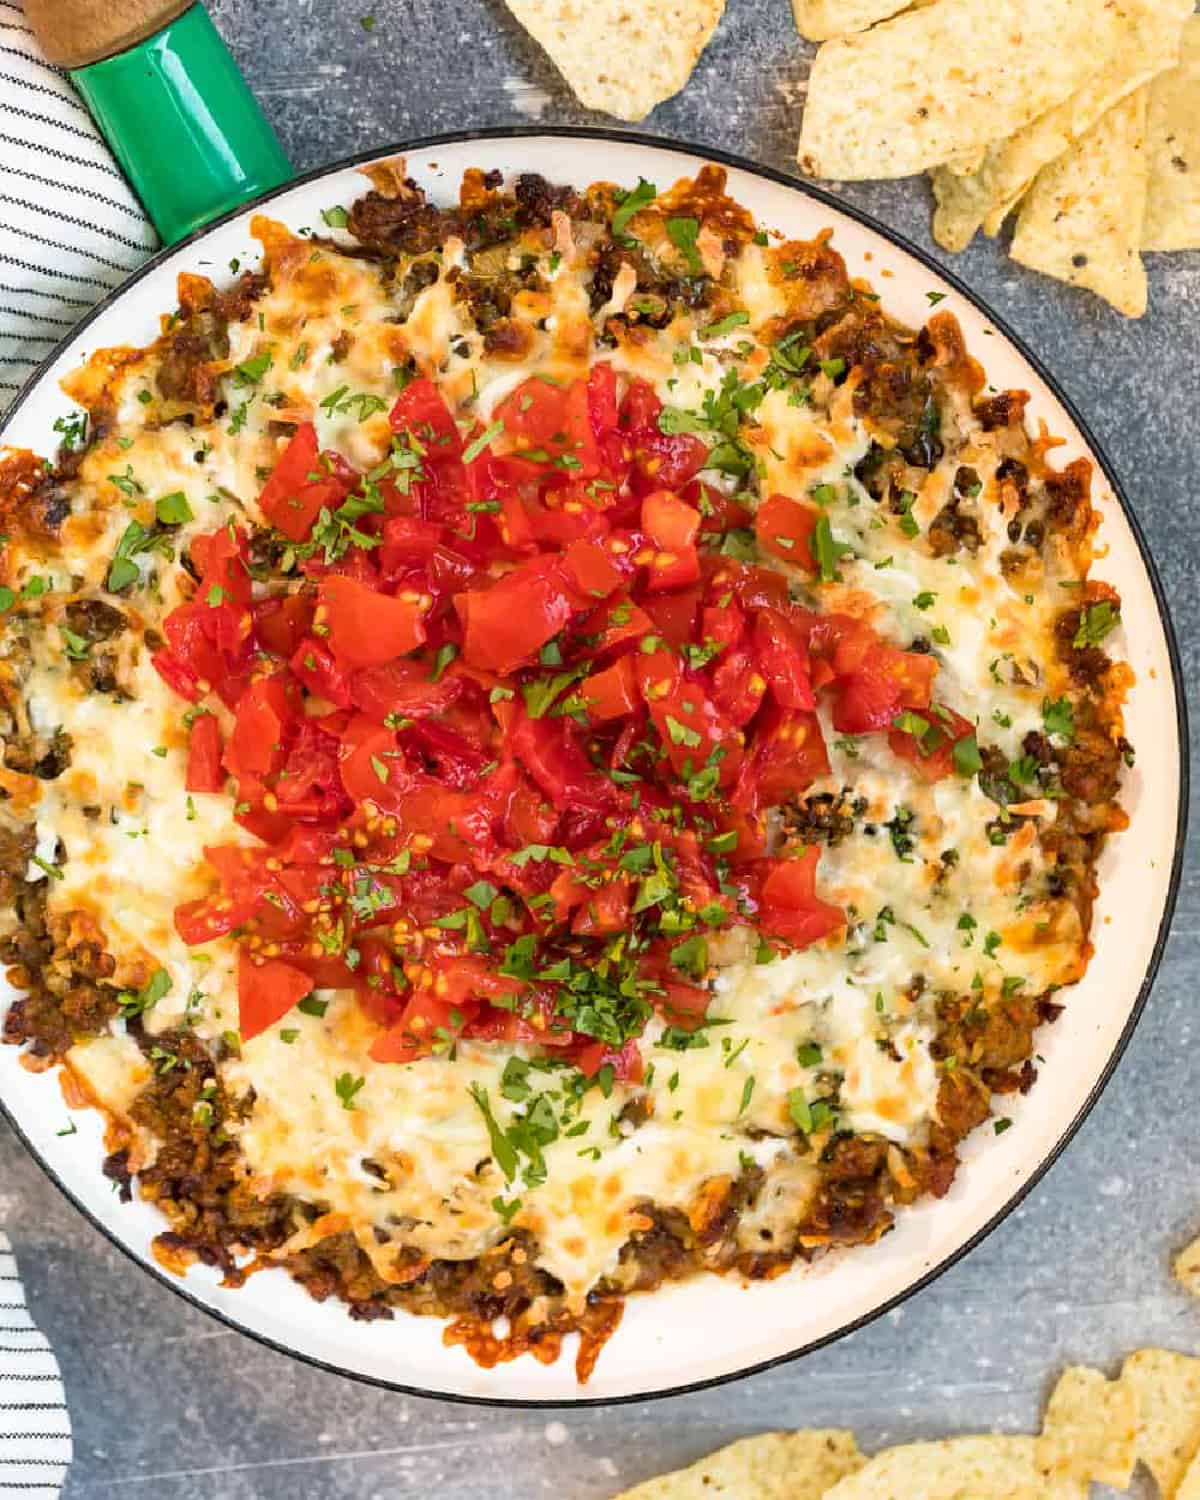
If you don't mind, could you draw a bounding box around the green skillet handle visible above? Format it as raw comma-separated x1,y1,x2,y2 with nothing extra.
71,4,292,246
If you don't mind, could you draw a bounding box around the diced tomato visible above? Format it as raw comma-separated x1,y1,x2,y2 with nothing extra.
238,953,314,1042
630,430,707,496
174,890,251,945
378,515,446,576
257,423,355,543
338,718,403,806
389,377,462,459
503,776,559,848
642,490,700,552
456,556,575,674
638,652,741,789
185,712,224,793
587,361,620,437
887,704,975,781
685,479,752,534
319,575,428,667
511,712,616,814
496,375,601,477
351,658,463,722
656,980,711,1030
225,674,294,780
572,1038,643,1083
620,378,662,433
162,602,224,688
754,493,818,570
703,555,791,612
832,644,938,733
563,539,624,600
581,656,638,722
641,585,701,648
254,593,315,658
743,705,829,808
712,646,767,727
756,849,844,950
289,636,354,709
579,593,654,656
371,955,530,1063
354,936,409,1027
151,647,202,703
191,524,252,609
700,599,744,653
550,868,632,935
753,608,815,710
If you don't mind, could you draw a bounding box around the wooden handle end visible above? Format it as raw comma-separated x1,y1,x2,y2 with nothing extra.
24,0,195,68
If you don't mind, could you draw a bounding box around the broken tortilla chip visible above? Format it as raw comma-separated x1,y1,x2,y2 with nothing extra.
790,0,909,43
612,1431,864,1499
1142,14,1200,251
1121,1349,1200,1499
1176,1229,1200,1298
821,1434,1087,1499
503,0,725,122
1035,1366,1139,1488
1009,89,1149,317
930,0,1191,250
797,0,1126,181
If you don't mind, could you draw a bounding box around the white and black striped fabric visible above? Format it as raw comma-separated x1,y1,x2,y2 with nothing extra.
0,1234,70,1495
0,3,148,1488
0,0,157,412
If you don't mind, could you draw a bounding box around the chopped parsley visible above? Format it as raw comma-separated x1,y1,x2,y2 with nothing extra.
1073,600,1120,648
611,178,657,238
335,1073,365,1110
666,216,704,276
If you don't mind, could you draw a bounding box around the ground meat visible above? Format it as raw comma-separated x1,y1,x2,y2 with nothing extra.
1059,728,1123,804
936,1071,991,1138
1043,457,1093,538
0,824,33,913
63,599,126,643
821,1134,887,1182
2,900,120,1057
513,172,579,227
102,1149,133,1203
156,320,224,404
769,238,854,324
975,390,1029,432
3,724,72,780
929,497,982,556
995,456,1030,502
348,188,447,257
588,240,709,319
1054,607,1111,690
782,790,862,846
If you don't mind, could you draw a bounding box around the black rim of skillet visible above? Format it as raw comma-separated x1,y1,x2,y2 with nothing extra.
0,124,1190,1410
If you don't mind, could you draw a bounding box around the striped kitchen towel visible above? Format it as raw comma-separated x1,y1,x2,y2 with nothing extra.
0,1233,71,1495
0,1,152,1489
0,0,157,412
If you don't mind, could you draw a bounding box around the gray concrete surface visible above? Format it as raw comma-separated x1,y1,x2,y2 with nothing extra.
5,0,1199,1494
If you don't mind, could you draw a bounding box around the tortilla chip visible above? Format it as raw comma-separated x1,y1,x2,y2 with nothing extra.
797,0,1126,181
613,1431,864,1499
791,0,908,43
503,0,725,122
1121,1349,1200,1498
821,1435,1087,1499
1176,1231,1200,1298
930,0,1190,250
1143,14,1200,251
1009,89,1149,317
1035,1366,1139,1488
